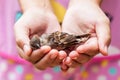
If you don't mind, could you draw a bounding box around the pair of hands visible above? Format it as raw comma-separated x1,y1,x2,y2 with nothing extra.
14,2,111,71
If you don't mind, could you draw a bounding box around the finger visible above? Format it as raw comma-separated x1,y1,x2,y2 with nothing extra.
14,19,31,56
69,51,79,59
58,51,67,62
16,45,31,61
16,45,25,58
96,19,111,56
76,37,99,56
64,57,77,67
74,53,92,64
50,51,67,67
68,61,82,68
64,56,82,68
28,46,51,63
61,64,69,72
34,49,58,70
69,51,91,65
61,57,69,72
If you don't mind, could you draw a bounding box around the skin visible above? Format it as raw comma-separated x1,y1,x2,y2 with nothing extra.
14,0,111,71
61,0,111,70
14,0,67,70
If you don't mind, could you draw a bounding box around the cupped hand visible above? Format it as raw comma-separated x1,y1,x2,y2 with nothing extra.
61,1,111,70
14,7,67,70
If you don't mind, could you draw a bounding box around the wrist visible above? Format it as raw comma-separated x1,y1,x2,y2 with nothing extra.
69,0,102,7
19,0,53,12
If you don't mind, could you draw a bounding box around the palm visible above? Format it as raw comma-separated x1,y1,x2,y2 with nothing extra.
16,8,61,39
62,5,100,52
61,3,110,70
14,8,66,70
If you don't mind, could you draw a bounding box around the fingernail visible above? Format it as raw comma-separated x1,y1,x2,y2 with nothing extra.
59,51,66,60
69,51,78,59
76,46,82,52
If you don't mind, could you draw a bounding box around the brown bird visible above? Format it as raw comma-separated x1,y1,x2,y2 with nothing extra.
30,31,90,52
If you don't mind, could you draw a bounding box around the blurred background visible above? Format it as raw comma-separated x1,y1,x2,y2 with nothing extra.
0,0,120,80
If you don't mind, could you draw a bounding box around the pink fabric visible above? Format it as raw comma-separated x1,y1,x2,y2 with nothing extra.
0,0,120,63
0,0,19,57
102,0,120,49
0,0,120,80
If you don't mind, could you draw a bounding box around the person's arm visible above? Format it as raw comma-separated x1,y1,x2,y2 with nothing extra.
69,0,103,6
18,0,53,12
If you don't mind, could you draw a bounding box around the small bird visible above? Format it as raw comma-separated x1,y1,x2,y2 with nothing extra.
30,35,41,50
30,31,90,52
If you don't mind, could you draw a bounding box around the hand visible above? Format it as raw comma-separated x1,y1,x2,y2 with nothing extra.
61,1,111,70
14,7,67,70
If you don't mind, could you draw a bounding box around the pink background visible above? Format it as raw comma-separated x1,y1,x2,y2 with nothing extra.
0,0,120,61
0,0,120,80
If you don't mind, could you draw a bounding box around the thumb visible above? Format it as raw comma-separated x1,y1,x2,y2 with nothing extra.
96,21,111,56
14,22,32,56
